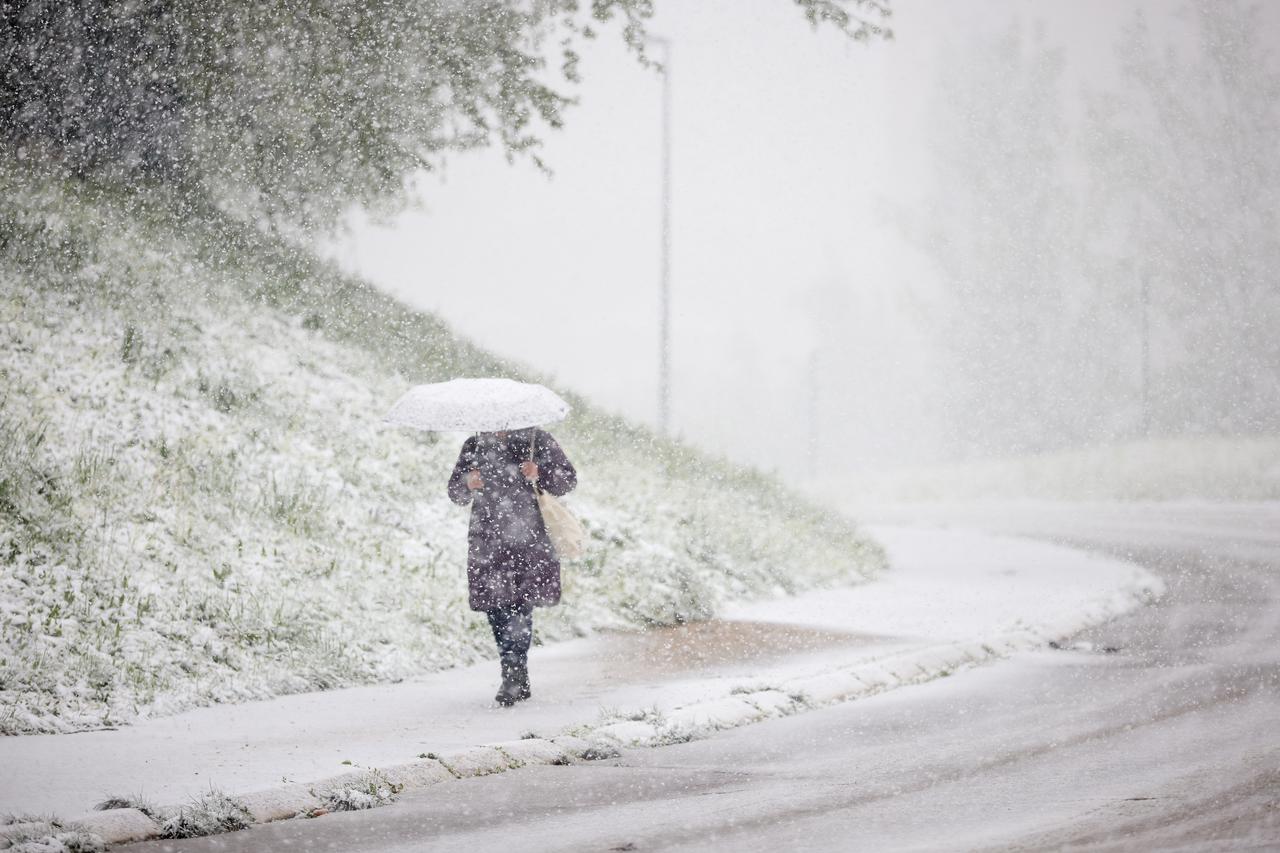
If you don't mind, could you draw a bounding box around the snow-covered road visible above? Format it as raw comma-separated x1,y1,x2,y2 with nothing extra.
118,503,1279,851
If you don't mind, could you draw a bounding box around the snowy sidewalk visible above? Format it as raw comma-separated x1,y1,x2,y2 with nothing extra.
0,525,1162,829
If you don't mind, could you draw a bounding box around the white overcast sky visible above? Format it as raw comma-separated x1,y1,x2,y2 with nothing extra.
326,0,1242,473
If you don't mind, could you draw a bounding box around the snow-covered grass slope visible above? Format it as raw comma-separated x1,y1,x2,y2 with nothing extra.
0,161,884,734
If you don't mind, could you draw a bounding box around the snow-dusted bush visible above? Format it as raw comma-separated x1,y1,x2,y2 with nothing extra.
0,160,884,734
1,815,105,853
314,770,403,813
159,790,252,839
92,795,160,821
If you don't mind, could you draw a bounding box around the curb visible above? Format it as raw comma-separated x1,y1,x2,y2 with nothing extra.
585,573,1164,749
24,570,1163,849
41,736,589,848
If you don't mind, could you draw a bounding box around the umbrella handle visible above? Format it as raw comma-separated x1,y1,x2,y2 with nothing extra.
528,429,542,495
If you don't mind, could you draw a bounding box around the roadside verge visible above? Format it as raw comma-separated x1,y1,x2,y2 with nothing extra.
0,525,1164,850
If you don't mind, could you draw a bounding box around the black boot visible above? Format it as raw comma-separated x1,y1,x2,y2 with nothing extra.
495,661,523,707
514,663,531,702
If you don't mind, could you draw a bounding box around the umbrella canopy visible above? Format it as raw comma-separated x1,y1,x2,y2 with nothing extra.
384,378,571,433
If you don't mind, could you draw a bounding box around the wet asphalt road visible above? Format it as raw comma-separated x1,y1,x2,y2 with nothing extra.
128,504,1280,852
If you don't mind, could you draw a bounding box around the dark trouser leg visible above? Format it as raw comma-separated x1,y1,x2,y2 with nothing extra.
486,607,533,703
486,607,532,664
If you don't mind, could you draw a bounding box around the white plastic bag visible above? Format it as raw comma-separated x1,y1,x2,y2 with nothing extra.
528,429,586,560
537,489,586,560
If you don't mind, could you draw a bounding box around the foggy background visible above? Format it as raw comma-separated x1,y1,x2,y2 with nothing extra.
326,0,1280,488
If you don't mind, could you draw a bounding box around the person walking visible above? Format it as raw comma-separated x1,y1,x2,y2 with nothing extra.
447,427,577,706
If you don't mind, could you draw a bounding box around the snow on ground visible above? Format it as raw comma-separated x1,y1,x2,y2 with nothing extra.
0,162,882,735
831,436,1280,504
0,525,1163,823
726,526,1160,642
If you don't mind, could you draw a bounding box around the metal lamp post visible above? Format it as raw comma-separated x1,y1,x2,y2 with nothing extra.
1140,269,1151,437
649,34,673,435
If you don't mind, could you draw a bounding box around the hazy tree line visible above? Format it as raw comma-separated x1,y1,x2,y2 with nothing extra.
905,2,1279,459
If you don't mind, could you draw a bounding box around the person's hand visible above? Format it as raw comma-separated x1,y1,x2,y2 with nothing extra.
465,470,484,491
520,461,539,482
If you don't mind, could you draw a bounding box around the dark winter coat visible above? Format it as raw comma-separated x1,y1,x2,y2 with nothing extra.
447,428,577,612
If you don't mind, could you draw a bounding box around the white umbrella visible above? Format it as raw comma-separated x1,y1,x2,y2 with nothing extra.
384,378,571,433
